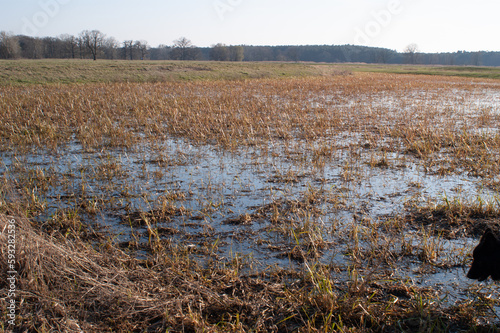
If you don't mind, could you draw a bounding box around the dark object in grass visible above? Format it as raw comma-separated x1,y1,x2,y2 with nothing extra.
467,228,500,281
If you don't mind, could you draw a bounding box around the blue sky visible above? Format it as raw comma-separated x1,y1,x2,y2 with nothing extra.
1,0,499,52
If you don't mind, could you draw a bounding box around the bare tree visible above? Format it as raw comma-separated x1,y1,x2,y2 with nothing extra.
173,37,192,49
228,45,244,61
59,34,77,58
150,44,171,60
171,37,195,60
134,40,149,60
210,43,229,61
42,37,58,58
79,30,105,60
122,40,133,60
75,36,81,58
404,43,419,64
19,35,43,59
103,37,119,59
0,31,21,59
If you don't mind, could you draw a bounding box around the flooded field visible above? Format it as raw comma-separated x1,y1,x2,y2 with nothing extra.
2,69,500,331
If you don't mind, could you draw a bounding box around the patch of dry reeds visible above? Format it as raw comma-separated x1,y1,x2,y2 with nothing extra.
1,210,486,332
2,73,499,179
1,71,500,331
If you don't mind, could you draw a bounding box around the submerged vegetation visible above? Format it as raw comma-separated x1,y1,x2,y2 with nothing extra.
1,60,500,331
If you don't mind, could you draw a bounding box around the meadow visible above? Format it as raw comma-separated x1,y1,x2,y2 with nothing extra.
1,60,500,332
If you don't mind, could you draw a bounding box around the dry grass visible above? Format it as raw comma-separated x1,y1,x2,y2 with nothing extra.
2,73,499,178
0,175,496,331
2,65,500,331
0,210,486,332
402,195,500,239
0,59,325,85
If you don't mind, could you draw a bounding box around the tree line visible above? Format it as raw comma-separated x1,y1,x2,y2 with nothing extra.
1,30,500,66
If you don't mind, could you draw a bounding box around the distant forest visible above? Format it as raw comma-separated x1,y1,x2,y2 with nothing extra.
1,30,499,66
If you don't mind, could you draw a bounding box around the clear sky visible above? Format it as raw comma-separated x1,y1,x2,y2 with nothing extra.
1,0,499,53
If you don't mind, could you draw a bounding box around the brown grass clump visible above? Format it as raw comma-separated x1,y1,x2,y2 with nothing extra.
0,213,161,331
0,212,289,332
403,195,500,239
2,72,499,178
0,212,483,332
